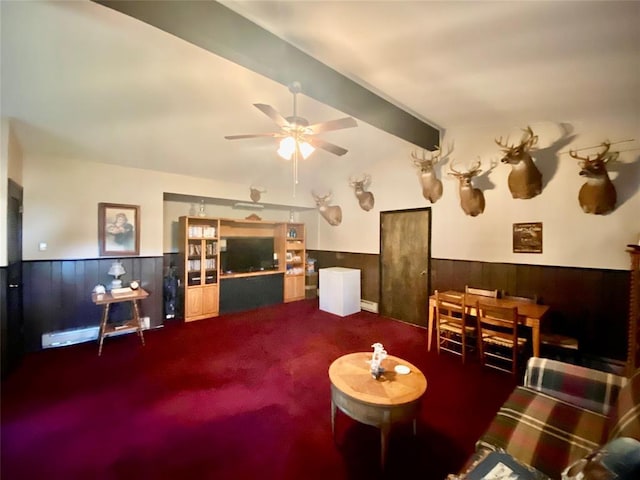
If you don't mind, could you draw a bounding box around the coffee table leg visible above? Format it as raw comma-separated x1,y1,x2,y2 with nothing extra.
380,411,391,469
331,398,337,441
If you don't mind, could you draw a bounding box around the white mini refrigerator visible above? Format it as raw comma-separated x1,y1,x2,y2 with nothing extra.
319,267,361,317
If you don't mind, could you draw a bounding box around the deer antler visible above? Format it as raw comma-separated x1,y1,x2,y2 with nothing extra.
448,159,462,176
495,134,512,150
411,149,441,167
468,159,483,176
521,126,538,149
496,126,538,151
569,141,615,164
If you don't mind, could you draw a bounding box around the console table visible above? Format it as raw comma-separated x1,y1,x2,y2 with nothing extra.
92,288,149,356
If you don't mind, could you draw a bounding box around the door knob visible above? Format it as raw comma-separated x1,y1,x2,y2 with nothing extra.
9,283,20,288
419,271,427,276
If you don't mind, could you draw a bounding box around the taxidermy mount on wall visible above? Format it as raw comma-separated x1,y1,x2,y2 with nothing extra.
411,149,443,203
448,159,486,217
495,126,542,199
348,174,375,211
569,141,618,215
311,191,342,226
249,186,266,203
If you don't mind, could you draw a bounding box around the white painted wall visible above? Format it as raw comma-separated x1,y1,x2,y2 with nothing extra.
19,116,639,270
306,117,639,270
22,154,314,260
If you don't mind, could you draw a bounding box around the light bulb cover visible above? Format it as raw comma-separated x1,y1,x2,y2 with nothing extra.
277,136,296,160
299,141,315,159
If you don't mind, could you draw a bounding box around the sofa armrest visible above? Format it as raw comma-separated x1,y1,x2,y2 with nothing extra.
524,357,627,415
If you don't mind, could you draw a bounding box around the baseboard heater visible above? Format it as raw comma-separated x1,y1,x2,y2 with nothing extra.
42,317,152,349
360,299,379,313
42,326,100,349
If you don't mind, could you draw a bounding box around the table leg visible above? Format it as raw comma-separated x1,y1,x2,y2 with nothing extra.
380,411,391,469
380,419,391,469
98,304,110,356
131,299,145,347
330,398,337,441
427,299,435,351
531,320,540,358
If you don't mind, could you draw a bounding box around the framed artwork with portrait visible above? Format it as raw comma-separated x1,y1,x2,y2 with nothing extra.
98,203,140,256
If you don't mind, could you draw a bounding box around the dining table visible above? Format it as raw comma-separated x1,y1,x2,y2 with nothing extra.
427,290,550,358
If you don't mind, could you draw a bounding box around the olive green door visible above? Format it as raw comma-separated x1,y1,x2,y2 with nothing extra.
380,208,430,327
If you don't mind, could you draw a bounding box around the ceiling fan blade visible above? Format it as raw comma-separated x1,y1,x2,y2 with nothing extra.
253,103,290,128
306,117,357,134
224,133,280,140
307,137,349,156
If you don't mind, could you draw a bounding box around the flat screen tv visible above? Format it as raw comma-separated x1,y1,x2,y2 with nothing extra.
221,237,276,274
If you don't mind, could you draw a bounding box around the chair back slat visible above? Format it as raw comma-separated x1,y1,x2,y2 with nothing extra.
465,285,498,298
476,300,525,376
435,290,474,363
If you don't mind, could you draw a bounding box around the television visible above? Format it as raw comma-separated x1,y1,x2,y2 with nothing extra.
221,237,276,274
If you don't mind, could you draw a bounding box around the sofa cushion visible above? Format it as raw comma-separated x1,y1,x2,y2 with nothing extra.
477,386,609,479
607,369,640,442
524,357,627,415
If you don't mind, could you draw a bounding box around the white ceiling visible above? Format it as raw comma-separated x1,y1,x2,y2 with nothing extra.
2,1,639,195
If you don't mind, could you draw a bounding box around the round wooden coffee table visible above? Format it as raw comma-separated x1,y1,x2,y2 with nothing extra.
329,352,427,468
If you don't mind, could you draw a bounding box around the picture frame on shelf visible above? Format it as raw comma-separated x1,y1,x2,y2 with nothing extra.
98,203,140,256
286,252,294,262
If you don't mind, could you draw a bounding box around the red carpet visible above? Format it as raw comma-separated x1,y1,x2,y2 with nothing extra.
1,299,516,479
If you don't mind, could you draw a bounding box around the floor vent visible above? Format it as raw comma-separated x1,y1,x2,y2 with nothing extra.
360,299,379,313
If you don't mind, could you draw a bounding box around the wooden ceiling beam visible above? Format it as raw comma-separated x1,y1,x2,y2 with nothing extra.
95,0,440,150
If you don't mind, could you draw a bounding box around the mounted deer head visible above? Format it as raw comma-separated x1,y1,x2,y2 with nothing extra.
249,186,267,203
311,191,342,226
348,174,375,211
495,126,542,199
448,160,486,217
411,148,443,203
569,141,618,215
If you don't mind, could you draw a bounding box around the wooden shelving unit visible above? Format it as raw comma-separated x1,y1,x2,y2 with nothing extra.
178,216,307,321
284,223,306,302
179,216,220,322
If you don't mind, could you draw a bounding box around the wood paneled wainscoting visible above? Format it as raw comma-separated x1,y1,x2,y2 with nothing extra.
20,254,628,362
308,251,630,363
21,257,164,352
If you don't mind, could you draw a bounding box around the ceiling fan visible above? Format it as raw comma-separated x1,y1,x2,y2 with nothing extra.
224,81,358,159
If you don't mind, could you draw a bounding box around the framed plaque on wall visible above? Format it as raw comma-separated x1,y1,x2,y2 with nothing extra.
513,222,542,254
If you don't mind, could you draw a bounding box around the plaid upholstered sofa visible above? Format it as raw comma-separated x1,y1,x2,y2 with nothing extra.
473,357,640,479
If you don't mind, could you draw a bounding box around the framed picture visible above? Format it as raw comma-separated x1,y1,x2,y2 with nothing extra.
513,222,542,254
98,203,140,256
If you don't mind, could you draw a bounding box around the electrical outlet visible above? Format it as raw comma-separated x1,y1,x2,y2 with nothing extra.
141,317,150,330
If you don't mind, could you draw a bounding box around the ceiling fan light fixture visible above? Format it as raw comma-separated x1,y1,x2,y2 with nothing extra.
277,137,315,161
277,136,296,160
299,141,315,159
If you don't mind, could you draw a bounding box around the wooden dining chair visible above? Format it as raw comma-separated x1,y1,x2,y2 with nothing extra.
503,292,580,361
476,300,528,375
502,293,539,304
435,290,475,363
465,285,498,298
